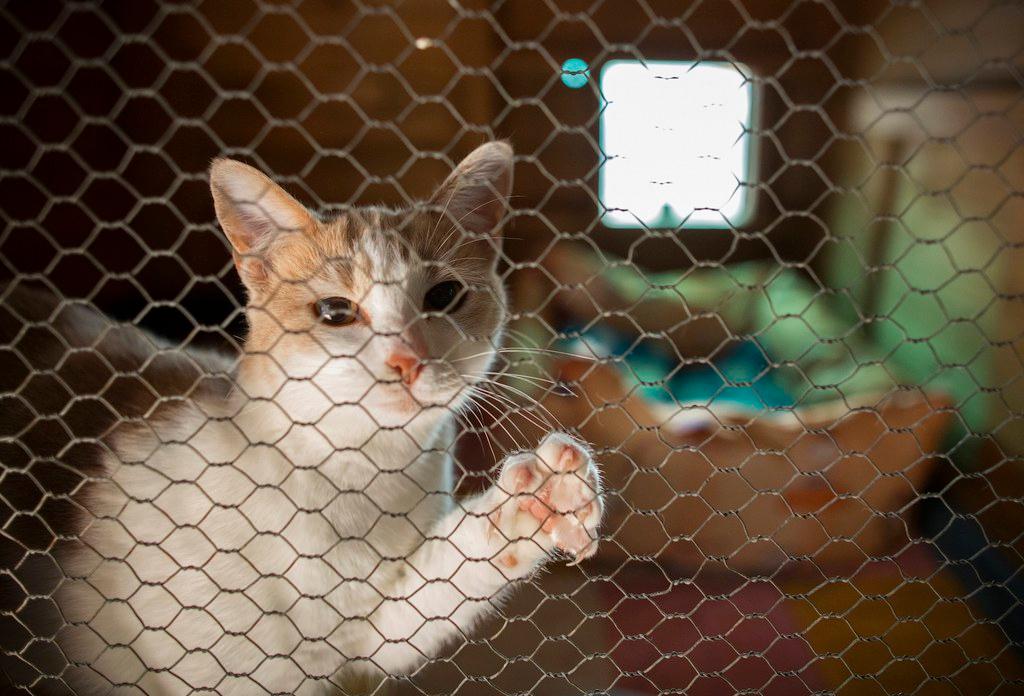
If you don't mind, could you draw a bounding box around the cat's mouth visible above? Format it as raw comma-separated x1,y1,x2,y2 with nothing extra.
365,375,470,415
368,382,419,410
366,381,448,412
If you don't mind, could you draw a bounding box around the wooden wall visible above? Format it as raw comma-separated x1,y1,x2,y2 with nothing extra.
1,0,1022,358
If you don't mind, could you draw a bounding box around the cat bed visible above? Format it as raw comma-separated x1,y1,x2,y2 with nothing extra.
542,353,952,573
506,243,955,572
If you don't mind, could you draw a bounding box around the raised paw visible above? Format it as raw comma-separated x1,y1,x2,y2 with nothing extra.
492,432,603,566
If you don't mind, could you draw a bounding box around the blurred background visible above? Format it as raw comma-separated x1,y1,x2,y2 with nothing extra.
1,0,1024,693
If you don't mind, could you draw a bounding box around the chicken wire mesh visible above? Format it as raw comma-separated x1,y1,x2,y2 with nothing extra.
1,0,1024,694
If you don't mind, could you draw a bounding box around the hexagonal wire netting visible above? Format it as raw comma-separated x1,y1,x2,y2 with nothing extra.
2,0,1024,694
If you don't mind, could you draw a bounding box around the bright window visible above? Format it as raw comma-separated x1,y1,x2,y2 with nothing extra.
599,60,755,228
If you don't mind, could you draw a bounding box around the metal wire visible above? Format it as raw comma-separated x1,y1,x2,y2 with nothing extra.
1,0,1023,694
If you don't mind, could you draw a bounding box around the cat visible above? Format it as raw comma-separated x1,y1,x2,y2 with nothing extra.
0,141,603,695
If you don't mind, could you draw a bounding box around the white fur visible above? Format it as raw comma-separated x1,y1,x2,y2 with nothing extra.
57,230,602,695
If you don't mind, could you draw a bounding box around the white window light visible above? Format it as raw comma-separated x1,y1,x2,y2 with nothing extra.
599,60,755,229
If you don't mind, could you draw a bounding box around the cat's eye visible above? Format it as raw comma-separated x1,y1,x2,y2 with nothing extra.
313,297,358,326
424,280,467,313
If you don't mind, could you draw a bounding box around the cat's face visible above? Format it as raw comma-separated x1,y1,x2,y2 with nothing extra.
210,142,512,428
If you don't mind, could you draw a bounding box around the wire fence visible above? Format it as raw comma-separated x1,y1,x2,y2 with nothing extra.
1,0,1024,694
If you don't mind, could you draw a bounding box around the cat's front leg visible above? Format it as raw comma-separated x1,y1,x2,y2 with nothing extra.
485,431,604,573
356,433,602,676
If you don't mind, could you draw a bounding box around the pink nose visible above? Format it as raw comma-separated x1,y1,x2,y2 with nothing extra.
386,349,423,385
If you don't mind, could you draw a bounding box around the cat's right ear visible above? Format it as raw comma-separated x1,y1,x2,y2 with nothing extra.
209,158,313,290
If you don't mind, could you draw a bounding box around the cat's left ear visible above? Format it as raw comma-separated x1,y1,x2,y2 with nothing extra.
429,141,513,240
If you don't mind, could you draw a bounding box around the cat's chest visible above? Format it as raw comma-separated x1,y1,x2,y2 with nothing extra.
75,414,454,673
107,411,452,565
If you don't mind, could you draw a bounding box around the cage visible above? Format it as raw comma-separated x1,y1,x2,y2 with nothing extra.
1,0,1024,694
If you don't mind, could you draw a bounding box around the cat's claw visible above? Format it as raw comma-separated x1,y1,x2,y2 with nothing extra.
492,432,602,566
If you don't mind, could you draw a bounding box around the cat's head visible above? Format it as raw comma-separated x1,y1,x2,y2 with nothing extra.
209,142,512,429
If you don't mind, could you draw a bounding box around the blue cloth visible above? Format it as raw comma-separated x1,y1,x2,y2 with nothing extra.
563,326,795,412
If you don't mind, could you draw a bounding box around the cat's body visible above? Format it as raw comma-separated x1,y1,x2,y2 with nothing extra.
0,143,602,695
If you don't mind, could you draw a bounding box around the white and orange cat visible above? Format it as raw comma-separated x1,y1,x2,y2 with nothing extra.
4,142,602,694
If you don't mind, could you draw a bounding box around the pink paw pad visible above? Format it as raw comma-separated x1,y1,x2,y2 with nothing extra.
528,435,602,558
491,434,603,564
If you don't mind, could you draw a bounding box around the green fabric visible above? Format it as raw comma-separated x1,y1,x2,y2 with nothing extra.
594,260,900,406
822,167,1019,465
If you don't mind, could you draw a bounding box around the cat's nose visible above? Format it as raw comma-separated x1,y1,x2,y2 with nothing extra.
386,348,423,385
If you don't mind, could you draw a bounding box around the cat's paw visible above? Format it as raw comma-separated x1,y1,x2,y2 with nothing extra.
489,432,602,568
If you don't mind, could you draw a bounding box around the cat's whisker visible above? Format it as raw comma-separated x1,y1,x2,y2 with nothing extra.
460,395,499,464
470,377,561,431
430,185,460,245
496,347,598,361
471,404,546,457
442,235,492,258
463,372,554,433
469,403,501,463
451,347,597,365
501,326,545,348
487,374,577,397
468,370,577,399
478,393,553,439
467,389,530,452
472,370,561,387
434,196,509,262
455,196,503,223
477,377,562,426
468,390,528,450
500,325,598,359
470,384,551,436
